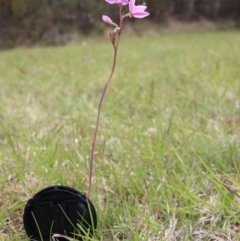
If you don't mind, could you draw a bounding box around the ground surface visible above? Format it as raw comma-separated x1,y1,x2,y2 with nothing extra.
0,30,240,240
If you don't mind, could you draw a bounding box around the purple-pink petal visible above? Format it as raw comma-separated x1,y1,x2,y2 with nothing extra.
129,0,136,10
132,11,150,18
129,0,134,12
105,0,116,4
121,0,129,5
105,0,129,5
133,5,147,12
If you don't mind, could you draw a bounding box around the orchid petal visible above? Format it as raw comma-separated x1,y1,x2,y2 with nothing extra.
105,0,116,4
129,0,135,12
121,0,129,5
105,0,129,5
132,12,150,18
133,5,147,12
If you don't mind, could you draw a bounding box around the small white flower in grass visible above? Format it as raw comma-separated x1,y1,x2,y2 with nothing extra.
106,137,121,146
143,127,158,137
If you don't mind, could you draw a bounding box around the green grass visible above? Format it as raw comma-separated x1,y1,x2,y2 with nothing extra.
0,30,240,240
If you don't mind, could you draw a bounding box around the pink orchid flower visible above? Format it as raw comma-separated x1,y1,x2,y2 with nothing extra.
129,0,149,18
105,0,129,5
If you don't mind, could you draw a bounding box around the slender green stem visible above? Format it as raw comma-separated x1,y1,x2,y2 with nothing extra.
88,19,123,200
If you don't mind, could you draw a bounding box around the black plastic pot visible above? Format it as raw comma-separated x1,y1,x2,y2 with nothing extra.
23,186,97,241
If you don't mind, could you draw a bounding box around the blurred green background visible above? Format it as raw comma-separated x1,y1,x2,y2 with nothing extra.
0,0,240,48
